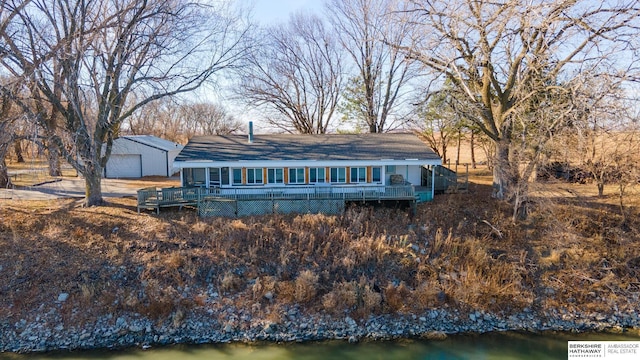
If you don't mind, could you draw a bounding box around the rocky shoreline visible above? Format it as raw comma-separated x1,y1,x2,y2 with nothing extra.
2,302,640,354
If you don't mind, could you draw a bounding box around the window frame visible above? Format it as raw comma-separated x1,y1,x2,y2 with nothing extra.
288,167,305,184
209,167,220,186
232,168,242,185
372,167,382,183
330,167,346,183
267,168,284,184
350,167,367,183
246,168,263,185
309,167,325,183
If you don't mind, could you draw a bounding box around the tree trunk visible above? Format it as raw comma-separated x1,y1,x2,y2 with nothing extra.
597,182,604,197
0,142,11,188
0,159,10,188
441,143,448,165
84,163,104,206
456,128,461,166
14,140,24,163
492,140,513,200
47,142,62,176
470,131,476,169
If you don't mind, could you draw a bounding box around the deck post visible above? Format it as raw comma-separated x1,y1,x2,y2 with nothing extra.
431,165,436,198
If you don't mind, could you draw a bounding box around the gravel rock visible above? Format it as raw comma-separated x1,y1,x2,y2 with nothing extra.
3,299,640,354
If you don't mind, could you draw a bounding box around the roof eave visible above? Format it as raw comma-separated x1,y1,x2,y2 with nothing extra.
173,159,442,168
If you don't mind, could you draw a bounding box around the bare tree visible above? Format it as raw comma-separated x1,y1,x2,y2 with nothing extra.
238,13,343,134
1,0,251,206
0,80,18,188
397,0,640,218
179,102,242,138
125,99,242,143
560,74,629,197
415,89,461,164
0,1,31,187
125,98,183,142
327,0,418,133
612,124,640,223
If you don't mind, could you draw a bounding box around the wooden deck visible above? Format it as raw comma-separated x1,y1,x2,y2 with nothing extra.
137,184,423,215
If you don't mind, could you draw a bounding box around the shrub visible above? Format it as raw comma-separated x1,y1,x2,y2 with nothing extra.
295,270,319,303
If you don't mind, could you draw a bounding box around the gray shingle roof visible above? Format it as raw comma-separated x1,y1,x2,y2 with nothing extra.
121,135,183,152
175,133,440,162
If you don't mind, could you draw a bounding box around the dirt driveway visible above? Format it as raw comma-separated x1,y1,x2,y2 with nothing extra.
0,176,180,201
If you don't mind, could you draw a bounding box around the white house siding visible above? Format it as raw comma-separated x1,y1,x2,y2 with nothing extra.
406,165,422,185
385,165,421,185
180,163,430,189
166,149,182,176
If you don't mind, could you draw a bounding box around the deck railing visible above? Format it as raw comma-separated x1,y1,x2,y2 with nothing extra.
137,184,417,214
206,184,416,201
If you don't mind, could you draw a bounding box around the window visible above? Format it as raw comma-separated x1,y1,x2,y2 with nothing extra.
350,167,366,183
247,168,263,184
289,168,305,184
267,168,284,184
386,165,396,173
210,167,230,186
184,168,206,187
309,167,325,183
372,167,382,183
209,168,220,186
221,167,230,185
232,168,242,185
330,167,346,183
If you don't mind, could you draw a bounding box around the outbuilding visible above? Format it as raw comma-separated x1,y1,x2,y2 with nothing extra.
105,135,183,178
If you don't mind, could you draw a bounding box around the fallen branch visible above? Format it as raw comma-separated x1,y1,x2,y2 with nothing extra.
481,219,503,239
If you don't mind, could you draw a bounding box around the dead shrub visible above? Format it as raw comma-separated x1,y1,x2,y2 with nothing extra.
321,281,358,314
360,284,382,314
411,282,442,310
220,271,243,293
167,252,185,269
276,280,296,303
252,276,277,300
384,282,411,313
295,270,319,303
141,281,180,319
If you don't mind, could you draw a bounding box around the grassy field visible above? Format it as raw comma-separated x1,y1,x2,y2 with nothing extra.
1,166,638,327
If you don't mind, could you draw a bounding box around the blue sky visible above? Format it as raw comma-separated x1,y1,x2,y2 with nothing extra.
249,0,323,24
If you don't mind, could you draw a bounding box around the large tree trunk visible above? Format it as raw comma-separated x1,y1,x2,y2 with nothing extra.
0,159,10,188
492,140,514,200
84,163,104,207
0,139,12,188
14,140,24,163
46,139,62,176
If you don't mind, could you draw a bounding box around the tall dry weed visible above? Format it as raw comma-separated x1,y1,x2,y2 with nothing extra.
294,270,319,303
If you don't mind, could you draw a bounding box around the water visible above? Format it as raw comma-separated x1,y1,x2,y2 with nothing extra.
2,332,639,360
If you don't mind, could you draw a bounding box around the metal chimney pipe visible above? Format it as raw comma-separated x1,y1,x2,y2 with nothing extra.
248,121,254,143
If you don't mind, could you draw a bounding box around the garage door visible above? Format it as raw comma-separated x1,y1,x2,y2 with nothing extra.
105,154,142,178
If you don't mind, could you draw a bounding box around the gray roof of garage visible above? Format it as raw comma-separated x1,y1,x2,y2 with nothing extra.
121,135,182,152
175,133,440,162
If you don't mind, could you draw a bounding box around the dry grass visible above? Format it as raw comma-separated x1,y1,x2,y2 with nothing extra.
1,170,639,326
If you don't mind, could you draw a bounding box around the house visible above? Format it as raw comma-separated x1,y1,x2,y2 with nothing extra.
105,135,183,178
169,129,442,216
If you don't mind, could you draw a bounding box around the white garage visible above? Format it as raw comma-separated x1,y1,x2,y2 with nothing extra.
104,135,183,178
